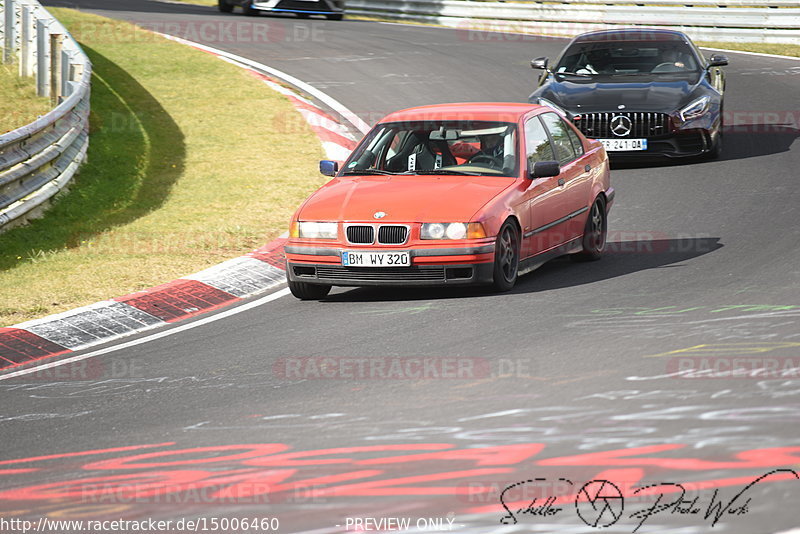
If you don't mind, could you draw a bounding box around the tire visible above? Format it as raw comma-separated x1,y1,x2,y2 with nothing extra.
288,280,332,300
705,108,723,160
242,1,259,16
572,197,607,262
492,220,520,292
218,0,234,12
706,129,723,160
326,13,344,20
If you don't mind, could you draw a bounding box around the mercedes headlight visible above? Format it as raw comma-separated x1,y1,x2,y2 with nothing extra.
294,221,338,239
679,96,711,122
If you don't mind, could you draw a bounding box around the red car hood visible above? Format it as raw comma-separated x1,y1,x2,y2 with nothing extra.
298,175,517,222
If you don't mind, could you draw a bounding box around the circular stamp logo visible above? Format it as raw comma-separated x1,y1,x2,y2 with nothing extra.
575,479,625,528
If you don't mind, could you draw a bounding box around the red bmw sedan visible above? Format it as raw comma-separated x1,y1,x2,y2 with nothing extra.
285,103,614,299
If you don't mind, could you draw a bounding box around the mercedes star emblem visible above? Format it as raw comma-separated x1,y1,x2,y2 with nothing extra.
373,211,386,219
610,115,633,137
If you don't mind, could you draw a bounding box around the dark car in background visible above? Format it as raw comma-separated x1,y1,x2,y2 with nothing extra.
529,29,727,159
218,0,344,20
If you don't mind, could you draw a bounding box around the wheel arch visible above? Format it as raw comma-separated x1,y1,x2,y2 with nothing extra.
472,200,524,239
504,213,522,235
590,186,608,211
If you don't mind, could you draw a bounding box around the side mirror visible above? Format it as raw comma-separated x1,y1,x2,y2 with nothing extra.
531,57,549,70
320,160,339,177
530,160,561,178
708,54,728,67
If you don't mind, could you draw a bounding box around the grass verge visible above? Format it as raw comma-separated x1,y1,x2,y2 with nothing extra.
0,62,51,134
697,41,800,58
0,8,324,326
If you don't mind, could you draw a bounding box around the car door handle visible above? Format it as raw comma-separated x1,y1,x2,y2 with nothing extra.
558,178,565,186
585,164,591,172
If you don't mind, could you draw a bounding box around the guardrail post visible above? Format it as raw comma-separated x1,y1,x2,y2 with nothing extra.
49,32,62,105
35,17,47,96
60,48,69,96
2,0,16,64
69,58,83,84
64,78,76,98
20,2,33,76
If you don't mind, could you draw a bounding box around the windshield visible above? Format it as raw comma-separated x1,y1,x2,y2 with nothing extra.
342,120,519,177
555,40,700,76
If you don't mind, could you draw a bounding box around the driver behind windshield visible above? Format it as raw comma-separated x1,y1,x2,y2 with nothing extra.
556,41,698,75
474,133,504,160
580,49,612,74
345,121,518,176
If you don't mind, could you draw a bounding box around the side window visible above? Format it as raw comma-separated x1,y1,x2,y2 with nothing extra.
525,117,554,166
540,113,578,164
382,130,410,163
688,41,706,69
565,124,584,157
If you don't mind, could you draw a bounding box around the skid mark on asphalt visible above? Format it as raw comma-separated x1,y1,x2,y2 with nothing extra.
561,304,800,341
451,369,615,390
169,389,800,448
351,303,438,316
0,371,296,400
645,341,800,358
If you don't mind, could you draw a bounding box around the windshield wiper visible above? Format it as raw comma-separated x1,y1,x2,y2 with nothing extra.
408,169,484,176
341,169,401,175
555,71,593,77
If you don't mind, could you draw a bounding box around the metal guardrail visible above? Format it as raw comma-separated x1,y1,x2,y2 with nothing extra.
347,0,800,44
0,0,90,233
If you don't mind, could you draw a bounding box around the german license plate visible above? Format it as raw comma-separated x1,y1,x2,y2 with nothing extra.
599,138,647,151
342,251,411,267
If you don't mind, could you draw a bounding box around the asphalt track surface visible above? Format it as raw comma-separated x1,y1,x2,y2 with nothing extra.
2,1,800,533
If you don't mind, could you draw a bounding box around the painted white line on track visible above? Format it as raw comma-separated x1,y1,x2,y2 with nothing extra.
0,288,291,381
156,32,372,134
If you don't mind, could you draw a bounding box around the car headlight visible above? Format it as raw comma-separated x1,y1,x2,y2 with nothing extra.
679,96,711,122
421,223,486,240
295,221,338,239
538,97,568,117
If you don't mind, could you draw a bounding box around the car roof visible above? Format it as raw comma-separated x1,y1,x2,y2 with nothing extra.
379,102,543,123
572,28,690,43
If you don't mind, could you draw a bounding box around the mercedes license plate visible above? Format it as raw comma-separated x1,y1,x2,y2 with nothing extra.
600,138,647,151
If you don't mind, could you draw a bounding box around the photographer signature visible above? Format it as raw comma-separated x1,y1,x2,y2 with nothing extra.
500,469,799,531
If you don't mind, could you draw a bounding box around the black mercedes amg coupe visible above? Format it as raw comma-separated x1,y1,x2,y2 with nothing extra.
529,29,728,159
